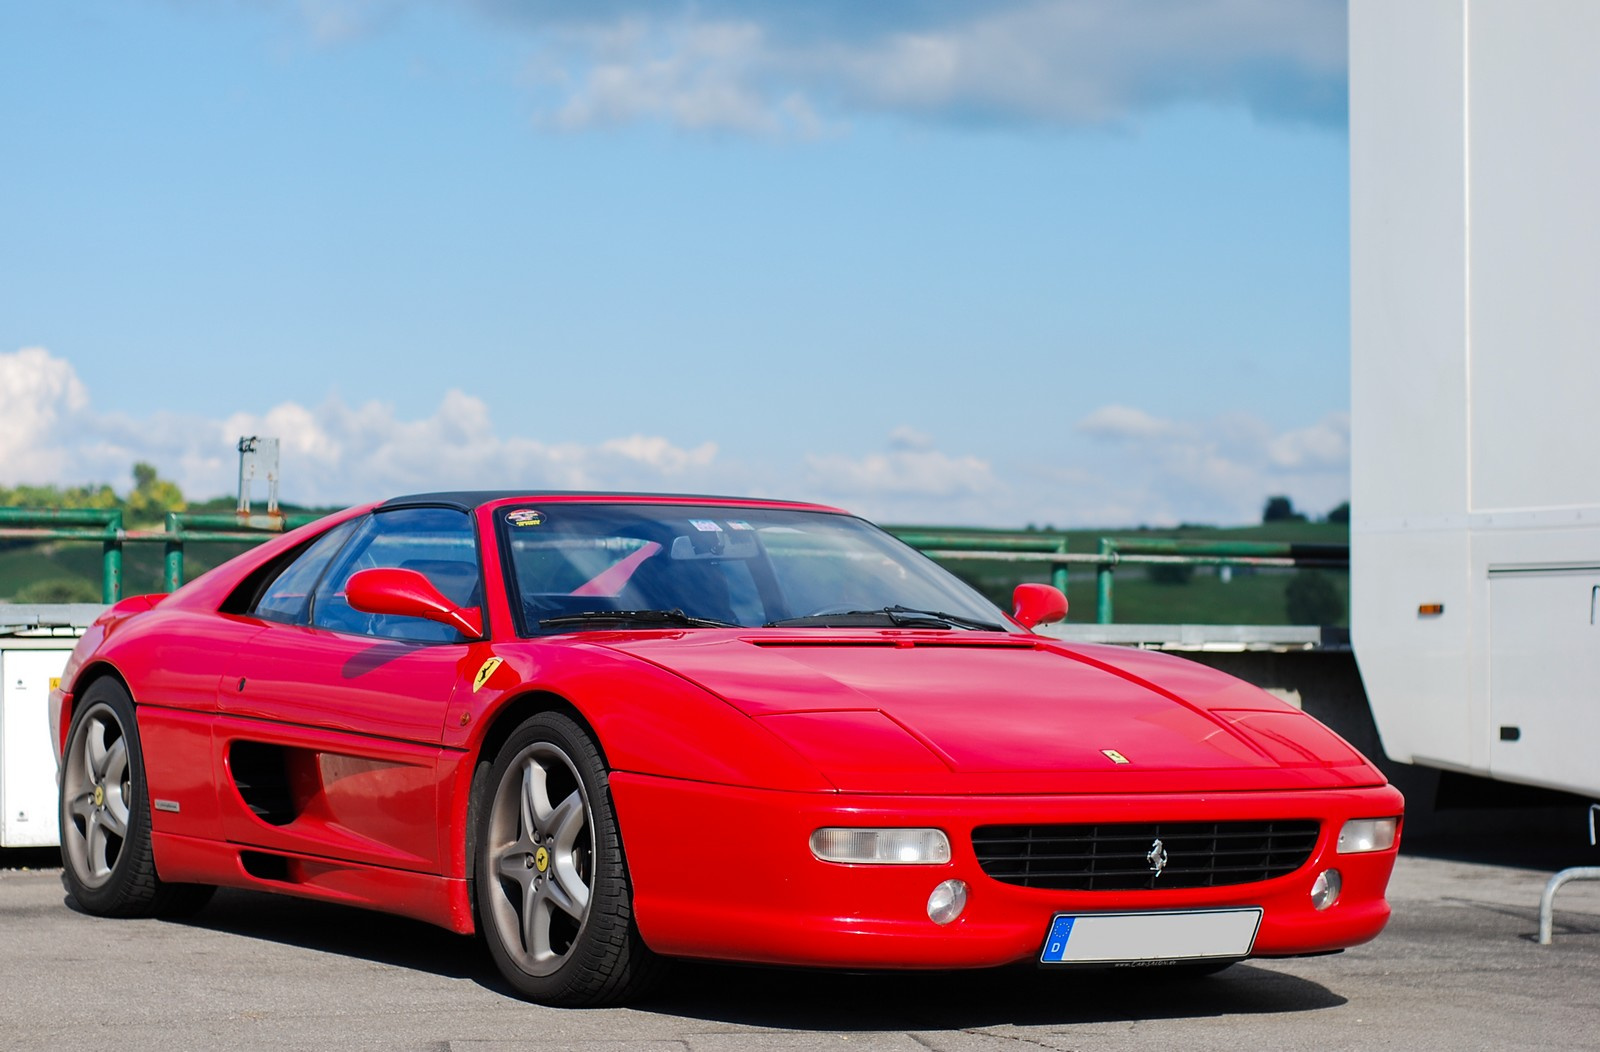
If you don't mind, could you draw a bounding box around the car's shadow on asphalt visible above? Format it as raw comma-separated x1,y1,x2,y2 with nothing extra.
155,886,1344,1029
642,958,1344,1029
158,886,500,984
1399,803,1600,872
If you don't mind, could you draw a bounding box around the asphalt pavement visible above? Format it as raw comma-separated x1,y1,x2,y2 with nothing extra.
2,819,1597,1052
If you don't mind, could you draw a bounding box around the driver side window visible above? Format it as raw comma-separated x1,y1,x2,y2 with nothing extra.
311,507,480,643
249,519,360,625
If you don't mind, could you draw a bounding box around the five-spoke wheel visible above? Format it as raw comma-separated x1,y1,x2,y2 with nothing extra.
61,699,132,889
59,679,212,917
475,711,657,1005
487,739,593,974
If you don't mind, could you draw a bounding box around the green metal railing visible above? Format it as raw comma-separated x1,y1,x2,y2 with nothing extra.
0,508,128,602
0,508,323,602
1090,537,1348,624
889,530,1349,624
0,508,1347,620
891,532,1075,596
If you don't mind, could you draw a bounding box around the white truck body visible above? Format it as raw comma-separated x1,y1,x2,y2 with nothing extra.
1350,0,1600,799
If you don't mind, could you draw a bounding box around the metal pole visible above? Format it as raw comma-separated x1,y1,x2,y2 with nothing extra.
1050,537,1070,599
1096,539,1115,624
1536,805,1600,945
164,511,184,592
1538,867,1600,944
101,510,123,603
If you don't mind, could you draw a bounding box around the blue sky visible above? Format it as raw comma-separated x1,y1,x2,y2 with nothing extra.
1,0,1351,527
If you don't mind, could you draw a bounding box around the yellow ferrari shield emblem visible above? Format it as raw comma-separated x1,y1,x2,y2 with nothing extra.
534,847,550,873
472,657,504,693
1101,749,1130,765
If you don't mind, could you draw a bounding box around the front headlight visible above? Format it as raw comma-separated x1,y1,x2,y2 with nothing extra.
810,828,952,865
1337,817,1399,854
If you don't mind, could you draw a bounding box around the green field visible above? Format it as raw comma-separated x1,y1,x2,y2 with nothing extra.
887,520,1350,626
0,540,256,603
0,519,1350,626
947,563,1348,626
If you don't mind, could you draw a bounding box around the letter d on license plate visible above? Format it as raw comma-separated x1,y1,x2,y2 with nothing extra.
1039,908,1262,965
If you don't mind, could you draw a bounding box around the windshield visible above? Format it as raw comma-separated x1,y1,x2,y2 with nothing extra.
497,503,1015,635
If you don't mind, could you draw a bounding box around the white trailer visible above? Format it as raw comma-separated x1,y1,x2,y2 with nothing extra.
1351,0,1600,800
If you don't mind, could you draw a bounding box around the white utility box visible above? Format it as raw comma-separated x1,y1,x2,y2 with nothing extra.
0,605,100,849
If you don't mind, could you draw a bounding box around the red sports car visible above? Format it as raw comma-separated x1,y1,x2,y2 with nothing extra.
50,492,1402,1005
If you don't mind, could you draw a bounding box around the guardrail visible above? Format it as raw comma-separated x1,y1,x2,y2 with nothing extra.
889,531,1349,624
0,509,1347,620
0,508,323,602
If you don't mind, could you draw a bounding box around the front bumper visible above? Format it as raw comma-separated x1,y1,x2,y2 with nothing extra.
611,773,1402,969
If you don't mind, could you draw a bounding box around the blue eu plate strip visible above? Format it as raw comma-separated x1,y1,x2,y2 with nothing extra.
1043,916,1076,960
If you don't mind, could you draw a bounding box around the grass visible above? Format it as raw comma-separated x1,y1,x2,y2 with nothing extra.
0,539,256,601
951,563,1349,626
909,520,1352,626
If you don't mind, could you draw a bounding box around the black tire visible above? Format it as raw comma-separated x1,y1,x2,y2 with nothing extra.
474,711,659,1006
58,679,214,918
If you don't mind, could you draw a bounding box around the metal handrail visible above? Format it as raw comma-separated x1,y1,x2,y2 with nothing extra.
891,532,1075,597
889,529,1349,624
0,508,323,602
1538,804,1600,945
1094,537,1349,625
1,511,1347,615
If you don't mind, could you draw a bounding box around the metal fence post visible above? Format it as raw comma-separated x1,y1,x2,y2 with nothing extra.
1537,804,1600,944
1096,539,1115,624
1051,538,1070,597
164,511,184,592
101,510,123,603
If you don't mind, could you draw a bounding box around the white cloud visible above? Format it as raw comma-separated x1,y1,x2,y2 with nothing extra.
1066,402,1351,524
0,347,89,482
600,434,719,473
1,348,1349,527
807,440,998,499
280,1,1345,134
219,394,728,503
1076,404,1180,442
1267,411,1349,470
887,425,935,452
539,18,827,137
294,0,411,45
802,432,1007,523
511,0,1346,135
0,347,733,505
833,0,1343,125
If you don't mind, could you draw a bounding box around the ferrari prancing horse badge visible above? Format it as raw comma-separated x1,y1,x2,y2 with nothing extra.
473,657,504,693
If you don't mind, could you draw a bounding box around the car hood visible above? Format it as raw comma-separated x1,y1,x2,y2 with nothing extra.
593,632,1384,794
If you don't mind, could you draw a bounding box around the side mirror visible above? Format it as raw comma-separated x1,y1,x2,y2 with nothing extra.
346,568,484,639
1012,582,1068,629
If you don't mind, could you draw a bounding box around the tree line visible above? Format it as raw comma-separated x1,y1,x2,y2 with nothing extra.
1,463,187,525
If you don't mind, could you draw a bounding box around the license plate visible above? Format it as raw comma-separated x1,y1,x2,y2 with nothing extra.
1038,908,1263,965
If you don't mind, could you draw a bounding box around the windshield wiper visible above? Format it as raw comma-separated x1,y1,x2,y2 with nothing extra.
883,606,1006,631
764,606,1005,632
538,609,737,630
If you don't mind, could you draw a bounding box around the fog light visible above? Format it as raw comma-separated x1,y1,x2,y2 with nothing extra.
810,828,951,865
1337,817,1398,854
1311,869,1342,911
927,879,968,925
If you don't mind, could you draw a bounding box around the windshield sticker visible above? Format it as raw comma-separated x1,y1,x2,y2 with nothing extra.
727,520,754,530
506,509,545,528
690,519,723,532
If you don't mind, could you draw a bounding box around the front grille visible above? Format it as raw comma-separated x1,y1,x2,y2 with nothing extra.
972,820,1320,891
